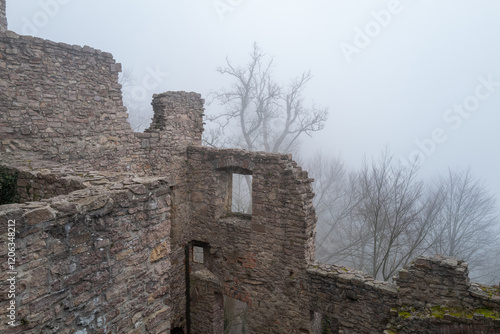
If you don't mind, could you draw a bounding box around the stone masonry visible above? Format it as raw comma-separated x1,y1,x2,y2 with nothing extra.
0,0,6,33
1,0,500,332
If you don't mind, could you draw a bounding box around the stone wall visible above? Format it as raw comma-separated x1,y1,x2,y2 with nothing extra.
389,255,500,333
132,91,204,180
0,29,205,179
308,263,398,333
0,30,136,170
0,176,173,333
396,256,472,309
0,164,85,203
186,146,317,333
0,20,204,332
308,256,500,334
190,267,224,334
0,0,6,32
2,148,499,334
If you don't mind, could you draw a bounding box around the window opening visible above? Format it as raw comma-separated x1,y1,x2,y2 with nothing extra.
193,246,204,264
231,173,252,215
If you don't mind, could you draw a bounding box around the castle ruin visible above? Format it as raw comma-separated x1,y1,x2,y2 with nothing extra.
0,1,499,333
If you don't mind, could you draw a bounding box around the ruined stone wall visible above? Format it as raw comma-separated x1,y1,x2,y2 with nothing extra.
190,268,224,334
396,256,472,309
183,143,500,334
0,164,86,203
0,22,204,333
308,256,500,334
308,263,398,333
0,177,173,333
0,0,6,32
0,26,205,181
389,255,500,333
132,91,204,181
0,30,136,170
0,28,204,179
125,91,205,329
186,146,317,333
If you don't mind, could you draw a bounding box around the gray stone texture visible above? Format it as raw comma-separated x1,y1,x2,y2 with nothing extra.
0,0,6,32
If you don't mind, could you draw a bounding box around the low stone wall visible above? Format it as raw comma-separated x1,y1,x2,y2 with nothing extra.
0,177,172,333
0,161,148,204
307,263,398,333
396,256,473,309
13,167,84,204
389,255,500,333
308,256,500,334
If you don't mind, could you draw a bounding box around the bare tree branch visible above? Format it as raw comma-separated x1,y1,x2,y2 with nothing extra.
203,43,328,154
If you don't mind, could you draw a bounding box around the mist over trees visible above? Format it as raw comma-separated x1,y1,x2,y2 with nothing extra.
310,152,500,284
428,168,500,282
202,44,500,285
195,43,500,285
315,151,444,281
204,43,328,154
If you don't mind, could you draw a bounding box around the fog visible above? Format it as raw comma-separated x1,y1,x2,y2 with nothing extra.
7,0,500,202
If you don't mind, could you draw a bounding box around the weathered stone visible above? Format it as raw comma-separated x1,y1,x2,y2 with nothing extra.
116,249,134,261
149,242,169,263
0,0,6,32
145,308,170,332
24,207,55,225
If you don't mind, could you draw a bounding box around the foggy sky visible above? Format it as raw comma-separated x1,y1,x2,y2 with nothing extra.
6,0,500,203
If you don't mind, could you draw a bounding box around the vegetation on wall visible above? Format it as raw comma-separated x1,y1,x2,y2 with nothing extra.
0,166,19,205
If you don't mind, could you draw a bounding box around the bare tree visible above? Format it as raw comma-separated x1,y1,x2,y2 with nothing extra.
314,153,500,283
429,168,499,283
204,43,328,154
205,43,328,218
354,151,444,280
316,150,443,281
305,152,360,263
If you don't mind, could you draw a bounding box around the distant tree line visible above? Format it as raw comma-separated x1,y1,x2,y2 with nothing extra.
309,151,499,283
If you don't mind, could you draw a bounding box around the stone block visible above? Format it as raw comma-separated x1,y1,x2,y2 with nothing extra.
149,242,169,263
24,207,55,225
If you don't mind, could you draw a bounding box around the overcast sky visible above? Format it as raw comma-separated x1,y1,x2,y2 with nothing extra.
6,0,500,202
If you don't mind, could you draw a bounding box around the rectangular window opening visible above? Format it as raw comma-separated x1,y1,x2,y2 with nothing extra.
193,246,204,264
231,174,252,215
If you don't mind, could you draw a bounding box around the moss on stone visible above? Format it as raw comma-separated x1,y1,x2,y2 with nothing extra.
394,304,500,321
427,305,500,320
431,306,445,319
475,308,500,320
398,311,411,319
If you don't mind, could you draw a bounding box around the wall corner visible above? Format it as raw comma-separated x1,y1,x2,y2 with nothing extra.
0,0,7,32
147,91,204,147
